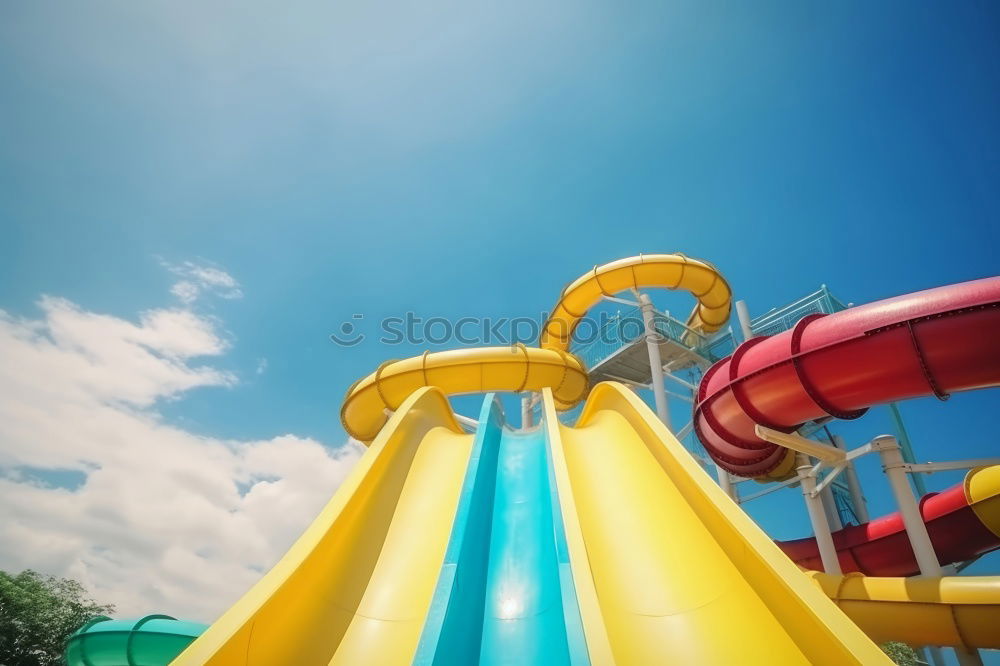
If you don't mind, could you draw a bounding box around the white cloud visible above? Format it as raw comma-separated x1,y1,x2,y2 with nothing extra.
255,358,268,375
161,259,244,305
0,286,363,622
170,281,200,305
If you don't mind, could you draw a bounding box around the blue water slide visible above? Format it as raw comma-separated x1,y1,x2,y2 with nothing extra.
414,394,503,665
414,394,588,666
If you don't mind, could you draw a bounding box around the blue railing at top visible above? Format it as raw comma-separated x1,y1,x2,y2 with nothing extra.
569,285,849,371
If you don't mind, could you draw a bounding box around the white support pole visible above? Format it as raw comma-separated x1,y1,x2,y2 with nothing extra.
638,292,670,429
833,434,869,523
716,465,738,501
924,647,946,666
871,436,984,666
955,649,985,666
797,453,842,575
819,483,843,531
735,299,754,341
521,393,533,428
872,435,942,577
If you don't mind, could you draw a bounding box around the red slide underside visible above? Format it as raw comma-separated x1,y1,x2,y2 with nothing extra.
778,482,998,576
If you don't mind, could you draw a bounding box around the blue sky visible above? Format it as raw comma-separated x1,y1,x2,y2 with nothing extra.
2,0,999,648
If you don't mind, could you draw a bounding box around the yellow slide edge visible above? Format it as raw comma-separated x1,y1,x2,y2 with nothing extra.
575,381,890,664
172,386,464,664
541,387,616,666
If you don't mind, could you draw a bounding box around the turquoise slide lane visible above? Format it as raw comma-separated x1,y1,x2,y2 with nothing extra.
414,395,503,665
414,395,588,666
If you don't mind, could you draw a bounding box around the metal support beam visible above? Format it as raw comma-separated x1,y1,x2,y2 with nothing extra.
663,372,698,392
796,453,841,574
905,458,1000,473
453,413,479,432
600,373,650,391
888,402,927,496
715,465,738,502
601,294,640,308
873,436,982,666
638,291,670,429
735,299,754,342
755,426,846,464
521,393,534,428
737,473,804,503
819,482,843,531
871,435,942,577
952,647,984,666
811,464,846,497
664,389,693,403
832,435,869,523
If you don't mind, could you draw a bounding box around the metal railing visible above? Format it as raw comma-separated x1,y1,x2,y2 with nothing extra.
571,286,849,372
571,306,715,369
678,285,851,364
750,285,848,337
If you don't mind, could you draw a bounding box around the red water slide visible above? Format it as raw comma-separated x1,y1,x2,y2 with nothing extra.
693,277,1000,574
694,277,1000,478
778,474,1000,576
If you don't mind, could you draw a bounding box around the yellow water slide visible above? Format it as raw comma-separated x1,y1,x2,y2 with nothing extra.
806,571,1000,650
173,252,1000,664
341,345,588,441
172,387,474,665
540,254,732,350
544,382,891,664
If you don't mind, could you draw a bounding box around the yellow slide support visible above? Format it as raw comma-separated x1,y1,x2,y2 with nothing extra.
340,345,588,441
539,254,732,351
807,571,1000,650
172,387,474,665
545,382,890,665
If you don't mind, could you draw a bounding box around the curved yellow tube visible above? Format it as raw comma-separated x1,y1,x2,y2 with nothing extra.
539,254,732,351
340,345,588,442
806,571,1000,650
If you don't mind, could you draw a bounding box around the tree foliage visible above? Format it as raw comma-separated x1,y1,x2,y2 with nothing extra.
881,641,919,666
0,569,114,666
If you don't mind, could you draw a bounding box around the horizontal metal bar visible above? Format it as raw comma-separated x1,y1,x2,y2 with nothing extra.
905,457,1000,474
810,463,846,498
601,372,650,390
663,372,697,392
601,295,640,307
846,443,874,461
665,389,693,403
453,413,480,430
738,473,803,503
